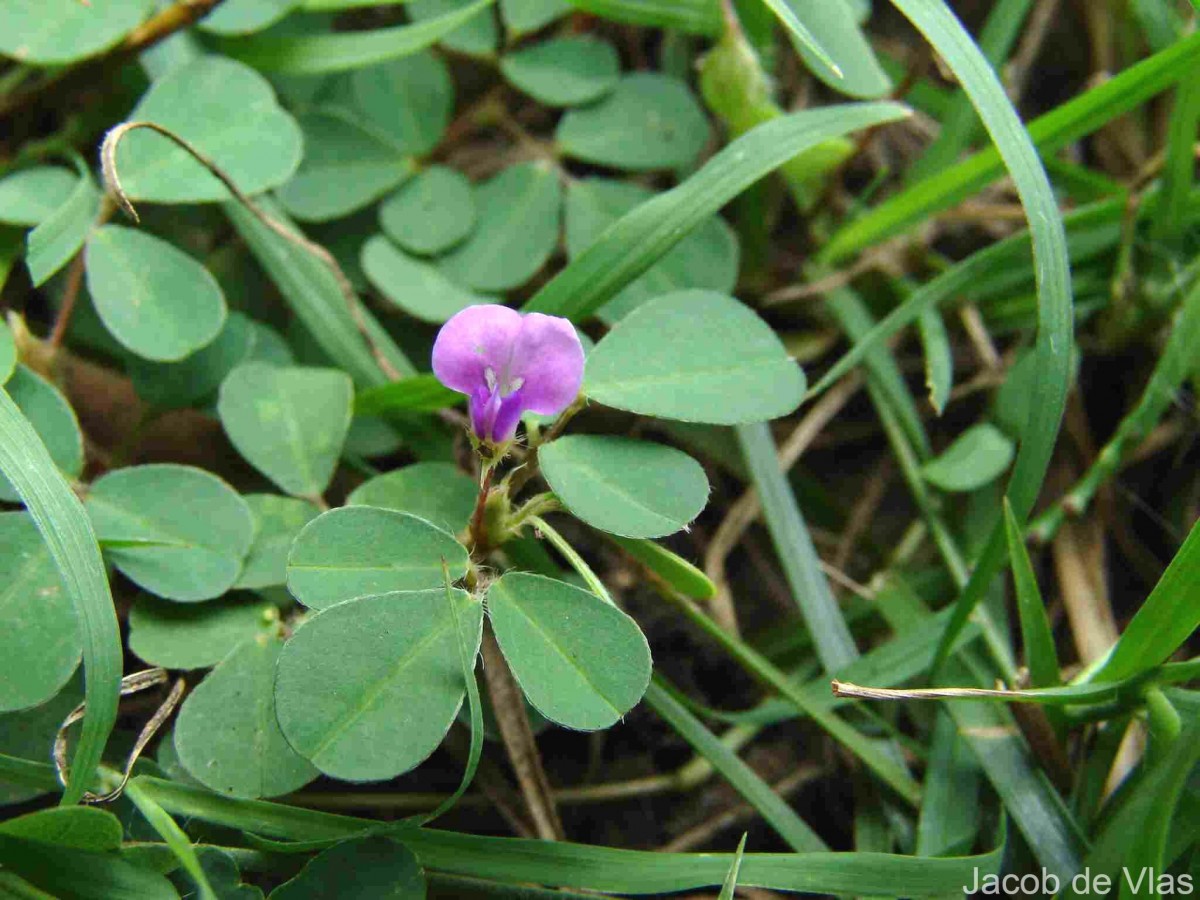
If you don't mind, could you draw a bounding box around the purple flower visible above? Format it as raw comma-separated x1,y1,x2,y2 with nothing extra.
432,305,585,444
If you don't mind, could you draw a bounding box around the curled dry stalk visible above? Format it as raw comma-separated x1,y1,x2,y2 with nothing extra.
54,668,185,803
98,121,404,381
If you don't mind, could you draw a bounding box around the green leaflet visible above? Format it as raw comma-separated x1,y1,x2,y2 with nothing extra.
556,73,710,170
175,635,318,799
361,236,486,324
276,111,414,223
84,225,227,362
437,161,562,293
270,836,425,898
128,594,277,670
217,364,353,499
114,56,303,204
921,424,1016,493
86,465,255,603
0,0,155,64
0,512,81,713
0,167,79,227
378,166,476,257
274,588,483,781
346,463,476,534
286,507,469,609
237,495,321,590
584,291,805,424
487,572,652,730
25,166,99,287
500,36,620,107
199,0,298,35
0,807,122,852
539,435,709,538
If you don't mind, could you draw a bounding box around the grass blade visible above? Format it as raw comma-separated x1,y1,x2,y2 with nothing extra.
605,535,715,601
223,197,413,387
213,0,495,74
132,776,1005,896
1130,0,1183,50
875,0,1074,676
644,680,826,852
658,583,920,803
807,194,1137,400
355,376,461,416
1032,238,1200,541
735,422,858,673
1003,499,1061,690
561,0,722,35
917,304,953,416
1063,717,1200,897
553,513,913,808
0,389,120,806
1154,71,1200,240
823,29,1200,262
758,1,847,85
940,657,1087,879
907,0,1034,182
824,284,931,457
523,102,910,321
719,833,747,900
1089,516,1200,684
124,780,218,900
915,711,982,856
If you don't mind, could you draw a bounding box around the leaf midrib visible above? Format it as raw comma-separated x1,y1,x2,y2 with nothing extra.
587,356,790,392
550,457,680,531
307,617,455,763
494,590,623,718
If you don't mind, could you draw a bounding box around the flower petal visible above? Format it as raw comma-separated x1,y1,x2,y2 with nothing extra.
509,313,585,416
469,384,500,442
432,304,522,396
491,389,526,443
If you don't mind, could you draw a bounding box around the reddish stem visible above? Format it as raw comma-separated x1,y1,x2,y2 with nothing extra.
468,464,496,557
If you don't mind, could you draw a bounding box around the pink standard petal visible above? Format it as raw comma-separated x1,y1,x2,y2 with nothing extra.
431,304,523,396
508,313,585,416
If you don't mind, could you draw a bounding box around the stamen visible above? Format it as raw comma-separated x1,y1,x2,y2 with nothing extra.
505,376,525,395
484,367,497,392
